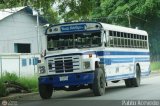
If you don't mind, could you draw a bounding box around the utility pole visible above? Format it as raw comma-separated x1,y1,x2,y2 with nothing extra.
127,11,131,27
36,9,41,54
123,0,131,27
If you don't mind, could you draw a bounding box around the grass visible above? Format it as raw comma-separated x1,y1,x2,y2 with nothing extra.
0,79,9,97
0,72,38,97
18,77,38,92
151,62,160,72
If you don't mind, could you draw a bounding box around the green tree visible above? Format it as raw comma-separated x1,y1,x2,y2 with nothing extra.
57,0,93,22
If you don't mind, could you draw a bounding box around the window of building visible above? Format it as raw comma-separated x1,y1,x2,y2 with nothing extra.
14,43,31,53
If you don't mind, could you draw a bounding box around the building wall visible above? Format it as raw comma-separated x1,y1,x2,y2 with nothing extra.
0,54,40,77
0,10,46,53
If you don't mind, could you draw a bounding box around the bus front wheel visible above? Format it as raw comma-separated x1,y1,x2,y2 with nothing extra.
39,84,53,99
92,68,106,96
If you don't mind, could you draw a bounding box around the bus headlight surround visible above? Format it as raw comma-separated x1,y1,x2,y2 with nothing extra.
39,66,46,74
83,61,91,69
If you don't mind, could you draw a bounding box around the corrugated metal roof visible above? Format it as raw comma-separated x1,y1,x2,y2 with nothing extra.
0,6,26,20
0,6,48,24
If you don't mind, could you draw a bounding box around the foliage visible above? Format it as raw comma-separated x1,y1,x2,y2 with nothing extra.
151,62,160,72
0,79,8,97
0,72,38,97
57,0,93,22
1,72,18,82
17,77,38,92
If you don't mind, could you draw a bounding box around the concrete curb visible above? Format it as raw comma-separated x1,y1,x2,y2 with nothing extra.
0,92,38,100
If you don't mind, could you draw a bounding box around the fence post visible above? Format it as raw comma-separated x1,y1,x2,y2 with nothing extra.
19,55,21,78
33,54,36,76
0,56,2,77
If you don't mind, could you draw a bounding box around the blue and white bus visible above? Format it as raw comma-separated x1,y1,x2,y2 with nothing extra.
38,22,150,99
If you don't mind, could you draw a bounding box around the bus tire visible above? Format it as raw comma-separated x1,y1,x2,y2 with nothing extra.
92,68,106,96
125,79,133,87
39,84,53,99
132,65,141,87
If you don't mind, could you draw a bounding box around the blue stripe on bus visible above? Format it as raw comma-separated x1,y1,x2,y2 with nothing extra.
135,58,150,62
106,71,150,80
96,51,150,56
106,73,135,80
100,58,150,65
111,58,133,63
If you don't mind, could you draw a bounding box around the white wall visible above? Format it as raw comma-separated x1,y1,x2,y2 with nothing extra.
0,54,40,77
0,10,46,54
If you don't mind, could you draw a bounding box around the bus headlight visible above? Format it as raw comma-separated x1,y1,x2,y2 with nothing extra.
39,66,46,74
83,61,90,69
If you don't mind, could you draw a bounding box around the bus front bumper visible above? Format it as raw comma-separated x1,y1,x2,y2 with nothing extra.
38,71,94,87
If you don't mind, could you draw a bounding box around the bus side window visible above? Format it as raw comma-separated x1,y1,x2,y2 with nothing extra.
128,33,131,48
144,36,147,48
109,31,114,47
124,33,128,47
120,32,124,47
131,34,134,48
110,37,114,47
114,37,118,47
113,31,118,47
117,32,121,47
134,34,138,48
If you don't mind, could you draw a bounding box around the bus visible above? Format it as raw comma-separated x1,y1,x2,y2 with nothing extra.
37,22,150,99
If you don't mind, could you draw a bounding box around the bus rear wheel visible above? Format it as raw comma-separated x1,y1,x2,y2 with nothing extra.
132,65,141,87
39,84,53,99
92,68,106,96
125,65,141,87
125,79,132,87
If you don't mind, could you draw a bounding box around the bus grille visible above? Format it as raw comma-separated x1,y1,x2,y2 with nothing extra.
48,56,80,73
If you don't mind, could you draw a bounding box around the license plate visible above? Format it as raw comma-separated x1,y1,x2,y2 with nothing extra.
59,76,68,81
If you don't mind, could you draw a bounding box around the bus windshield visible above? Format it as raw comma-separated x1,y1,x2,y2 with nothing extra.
47,32,102,51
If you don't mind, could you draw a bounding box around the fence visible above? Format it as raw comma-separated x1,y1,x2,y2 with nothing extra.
0,53,40,77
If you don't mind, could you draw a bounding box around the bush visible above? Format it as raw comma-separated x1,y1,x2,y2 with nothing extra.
0,72,17,97
0,79,8,97
17,77,38,92
151,62,160,71
0,72,38,97
1,72,18,82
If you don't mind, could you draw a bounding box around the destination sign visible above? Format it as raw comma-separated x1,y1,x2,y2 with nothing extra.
60,24,86,32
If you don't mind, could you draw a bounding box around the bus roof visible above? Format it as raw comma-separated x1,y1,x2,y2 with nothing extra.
100,23,148,36
46,22,148,36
